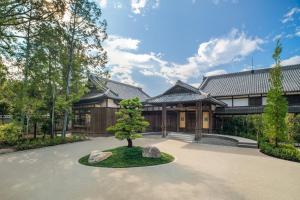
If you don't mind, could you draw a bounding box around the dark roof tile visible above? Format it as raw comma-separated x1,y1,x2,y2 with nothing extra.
200,64,300,97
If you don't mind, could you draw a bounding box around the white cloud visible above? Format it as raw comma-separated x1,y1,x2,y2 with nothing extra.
273,34,282,41
212,0,239,5
205,69,227,76
113,1,122,9
296,31,300,37
281,55,300,66
195,29,263,67
130,0,159,14
190,83,200,88
98,0,107,8
106,35,140,50
131,0,148,14
282,7,300,23
104,29,263,86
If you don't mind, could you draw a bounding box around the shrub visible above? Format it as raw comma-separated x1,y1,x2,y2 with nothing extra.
107,98,149,147
16,135,87,150
286,114,300,143
259,141,300,162
219,115,262,141
0,122,22,145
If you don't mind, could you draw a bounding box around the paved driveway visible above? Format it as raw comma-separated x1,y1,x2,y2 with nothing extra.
0,136,300,200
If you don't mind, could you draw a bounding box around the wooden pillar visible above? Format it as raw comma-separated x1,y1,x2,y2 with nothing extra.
209,104,213,133
195,101,202,141
162,103,167,138
176,111,179,132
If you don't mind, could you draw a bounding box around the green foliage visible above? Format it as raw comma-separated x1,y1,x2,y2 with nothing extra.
107,98,149,147
0,122,22,145
219,115,262,141
16,135,87,150
259,141,300,162
286,114,300,143
263,40,288,146
78,146,174,168
0,0,108,137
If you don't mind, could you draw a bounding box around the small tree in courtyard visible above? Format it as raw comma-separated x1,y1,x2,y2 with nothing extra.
263,40,288,146
107,98,149,148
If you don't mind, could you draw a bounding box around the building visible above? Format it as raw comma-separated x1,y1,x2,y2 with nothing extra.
72,74,149,134
144,64,300,136
74,64,300,136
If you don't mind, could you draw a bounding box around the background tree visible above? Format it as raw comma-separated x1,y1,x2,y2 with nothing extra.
61,0,108,137
107,98,149,148
263,40,288,146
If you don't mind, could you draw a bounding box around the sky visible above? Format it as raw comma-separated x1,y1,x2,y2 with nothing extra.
97,0,300,96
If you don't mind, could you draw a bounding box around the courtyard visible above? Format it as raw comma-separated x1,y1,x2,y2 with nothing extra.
0,135,300,200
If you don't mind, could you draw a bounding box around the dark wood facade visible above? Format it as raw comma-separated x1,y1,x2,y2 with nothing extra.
73,106,118,134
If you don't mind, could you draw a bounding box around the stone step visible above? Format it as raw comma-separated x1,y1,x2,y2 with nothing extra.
167,133,194,143
237,143,258,148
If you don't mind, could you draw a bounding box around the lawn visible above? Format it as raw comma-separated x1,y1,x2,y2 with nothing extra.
79,146,174,168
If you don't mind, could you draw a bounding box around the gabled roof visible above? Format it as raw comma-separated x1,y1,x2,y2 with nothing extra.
78,74,150,103
145,80,226,105
200,64,300,97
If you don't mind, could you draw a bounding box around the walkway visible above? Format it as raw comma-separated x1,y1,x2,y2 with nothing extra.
144,132,257,148
0,136,299,200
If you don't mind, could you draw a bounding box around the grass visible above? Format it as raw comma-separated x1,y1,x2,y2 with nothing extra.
79,146,174,168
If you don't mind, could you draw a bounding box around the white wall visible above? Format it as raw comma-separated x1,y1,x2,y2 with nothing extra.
262,97,267,105
233,98,248,106
219,99,232,107
107,99,118,107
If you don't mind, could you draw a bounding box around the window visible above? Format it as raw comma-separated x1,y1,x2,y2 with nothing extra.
286,95,300,105
220,99,232,107
233,98,248,106
249,97,262,106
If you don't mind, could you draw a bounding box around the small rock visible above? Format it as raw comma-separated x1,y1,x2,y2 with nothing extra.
142,146,161,158
88,150,112,164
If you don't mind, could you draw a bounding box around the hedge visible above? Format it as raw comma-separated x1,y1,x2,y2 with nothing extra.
16,135,87,150
259,141,300,162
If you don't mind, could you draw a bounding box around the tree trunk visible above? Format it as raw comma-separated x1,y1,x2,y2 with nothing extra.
127,138,133,148
21,4,33,135
51,90,55,138
26,116,30,135
33,122,37,139
62,2,78,138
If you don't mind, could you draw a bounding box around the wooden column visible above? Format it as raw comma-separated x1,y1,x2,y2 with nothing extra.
176,111,179,132
209,104,213,133
162,103,167,138
195,101,202,141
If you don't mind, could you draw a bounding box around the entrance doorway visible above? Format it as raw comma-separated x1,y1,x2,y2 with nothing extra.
203,111,209,129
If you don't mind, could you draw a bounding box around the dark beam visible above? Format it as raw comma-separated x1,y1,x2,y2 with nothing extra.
162,103,167,138
195,101,202,141
209,104,213,133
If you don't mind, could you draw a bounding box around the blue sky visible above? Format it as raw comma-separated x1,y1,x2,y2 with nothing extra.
97,0,300,96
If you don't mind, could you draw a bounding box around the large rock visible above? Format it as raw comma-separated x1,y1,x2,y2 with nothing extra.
88,150,112,164
142,146,161,158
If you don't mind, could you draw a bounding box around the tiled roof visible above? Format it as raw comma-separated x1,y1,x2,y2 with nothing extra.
200,64,300,97
145,80,226,105
78,74,150,103
215,105,300,114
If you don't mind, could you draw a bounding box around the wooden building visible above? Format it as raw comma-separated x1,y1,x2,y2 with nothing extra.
199,64,300,130
73,64,300,138
72,74,149,134
143,80,226,140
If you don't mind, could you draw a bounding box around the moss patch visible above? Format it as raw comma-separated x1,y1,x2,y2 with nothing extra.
79,146,174,168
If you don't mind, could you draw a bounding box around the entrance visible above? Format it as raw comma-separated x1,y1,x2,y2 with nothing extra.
203,111,209,129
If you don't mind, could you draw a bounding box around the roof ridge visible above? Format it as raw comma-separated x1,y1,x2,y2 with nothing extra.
203,63,300,79
103,77,143,89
